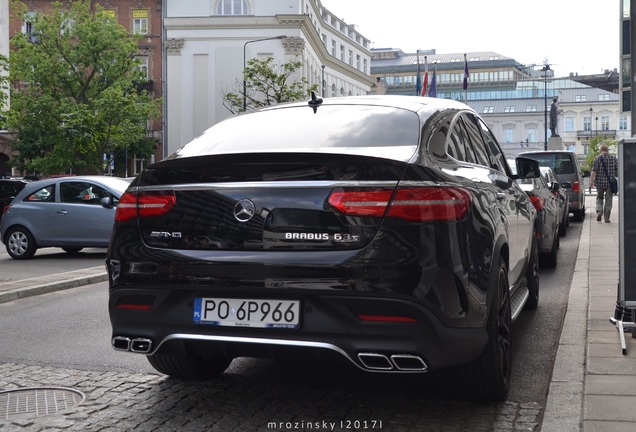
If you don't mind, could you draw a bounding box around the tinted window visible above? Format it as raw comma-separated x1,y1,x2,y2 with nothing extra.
448,119,476,163
524,153,576,175
463,115,490,167
174,105,420,161
26,185,55,202
60,182,110,205
474,116,508,172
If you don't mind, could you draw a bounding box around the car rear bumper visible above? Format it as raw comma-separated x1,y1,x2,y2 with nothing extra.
109,287,489,373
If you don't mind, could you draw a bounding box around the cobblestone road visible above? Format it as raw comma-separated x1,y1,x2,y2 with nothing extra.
0,359,542,432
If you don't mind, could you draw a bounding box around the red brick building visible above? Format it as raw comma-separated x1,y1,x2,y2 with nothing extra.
5,0,163,176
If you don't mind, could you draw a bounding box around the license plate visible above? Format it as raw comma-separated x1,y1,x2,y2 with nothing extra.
193,297,300,329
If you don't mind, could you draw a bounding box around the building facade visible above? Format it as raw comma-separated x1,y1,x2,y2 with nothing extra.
163,0,375,156
370,48,626,160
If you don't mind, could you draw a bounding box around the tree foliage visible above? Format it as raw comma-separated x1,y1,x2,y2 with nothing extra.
584,135,617,171
7,0,160,176
223,57,318,114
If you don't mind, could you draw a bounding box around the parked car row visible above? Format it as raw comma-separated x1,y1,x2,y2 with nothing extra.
510,150,585,269
1,96,589,402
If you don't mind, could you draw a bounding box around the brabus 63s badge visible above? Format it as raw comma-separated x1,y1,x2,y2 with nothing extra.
284,232,360,243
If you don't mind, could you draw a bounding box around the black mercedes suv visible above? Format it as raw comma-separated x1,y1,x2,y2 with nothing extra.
107,95,541,400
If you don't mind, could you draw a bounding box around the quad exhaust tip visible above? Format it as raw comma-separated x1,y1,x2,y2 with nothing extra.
112,336,152,354
357,353,428,372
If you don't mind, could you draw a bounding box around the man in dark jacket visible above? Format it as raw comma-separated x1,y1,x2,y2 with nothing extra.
589,144,618,223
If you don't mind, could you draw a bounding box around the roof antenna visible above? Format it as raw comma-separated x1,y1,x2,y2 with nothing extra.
308,91,323,113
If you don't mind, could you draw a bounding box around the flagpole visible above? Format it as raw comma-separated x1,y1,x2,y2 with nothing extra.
423,56,428,97
416,50,421,96
463,53,469,103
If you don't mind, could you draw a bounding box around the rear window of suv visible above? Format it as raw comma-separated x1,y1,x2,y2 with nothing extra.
523,153,576,175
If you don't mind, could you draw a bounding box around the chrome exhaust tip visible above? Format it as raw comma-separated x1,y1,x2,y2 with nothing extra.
131,338,152,353
390,354,428,371
357,353,393,370
112,336,131,351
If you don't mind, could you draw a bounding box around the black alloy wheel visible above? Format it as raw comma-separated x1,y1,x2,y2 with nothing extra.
524,239,540,310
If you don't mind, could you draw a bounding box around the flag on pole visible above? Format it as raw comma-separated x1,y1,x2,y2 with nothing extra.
415,50,422,96
463,54,470,91
422,56,429,96
429,65,437,98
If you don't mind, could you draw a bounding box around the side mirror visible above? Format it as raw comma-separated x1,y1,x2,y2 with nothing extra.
101,196,114,209
514,157,541,179
551,182,560,192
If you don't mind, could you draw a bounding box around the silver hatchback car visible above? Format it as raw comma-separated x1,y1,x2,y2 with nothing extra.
0,176,130,259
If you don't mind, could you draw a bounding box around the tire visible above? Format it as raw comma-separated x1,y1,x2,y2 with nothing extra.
524,239,540,310
540,233,558,269
62,247,83,254
5,227,37,260
572,209,584,222
147,352,232,380
442,256,511,401
469,256,511,400
559,213,567,236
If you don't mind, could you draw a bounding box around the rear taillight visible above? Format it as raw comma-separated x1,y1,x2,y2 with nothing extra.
571,181,580,193
529,195,545,212
328,187,471,222
115,191,176,223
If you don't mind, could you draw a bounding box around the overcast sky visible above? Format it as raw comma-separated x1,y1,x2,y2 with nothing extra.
320,0,620,78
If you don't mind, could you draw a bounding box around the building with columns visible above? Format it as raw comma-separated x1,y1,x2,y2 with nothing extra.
163,0,375,156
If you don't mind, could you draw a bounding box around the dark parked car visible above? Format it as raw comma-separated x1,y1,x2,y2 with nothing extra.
0,178,31,221
508,159,561,268
1,176,130,259
521,151,585,221
541,167,569,237
107,95,541,401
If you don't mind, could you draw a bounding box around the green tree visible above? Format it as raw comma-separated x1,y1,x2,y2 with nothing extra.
584,135,617,173
223,57,318,114
7,0,161,176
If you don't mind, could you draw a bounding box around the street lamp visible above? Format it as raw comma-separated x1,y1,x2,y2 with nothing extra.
243,35,287,111
541,64,551,150
321,64,326,98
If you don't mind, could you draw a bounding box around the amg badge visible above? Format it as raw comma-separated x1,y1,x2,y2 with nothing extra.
149,231,183,238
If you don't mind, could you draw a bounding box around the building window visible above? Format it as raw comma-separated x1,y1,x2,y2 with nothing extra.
331,83,336,97
348,50,353,66
363,59,368,74
526,105,537,112
601,116,610,131
505,129,514,143
565,117,575,132
483,106,494,114
620,116,628,130
584,116,591,131
575,95,587,102
133,10,149,34
136,56,149,80
340,45,345,62
23,12,37,42
598,94,610,101
356,54,361,70
527,128,536,142
322,34,327,48
217,0,248,15
504,106,516,113
331,40,336,56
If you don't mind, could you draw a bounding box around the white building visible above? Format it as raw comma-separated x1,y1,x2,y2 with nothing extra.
163,0,375,156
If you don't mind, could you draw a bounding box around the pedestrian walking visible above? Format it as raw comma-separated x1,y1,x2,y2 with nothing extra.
589,144,618,223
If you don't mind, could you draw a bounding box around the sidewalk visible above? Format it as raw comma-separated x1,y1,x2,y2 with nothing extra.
0,265,107,304
543,194,636,431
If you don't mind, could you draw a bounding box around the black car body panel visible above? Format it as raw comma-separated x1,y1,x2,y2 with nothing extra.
108,96,539,399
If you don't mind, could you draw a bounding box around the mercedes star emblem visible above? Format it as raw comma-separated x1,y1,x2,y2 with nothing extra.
234,199,256,222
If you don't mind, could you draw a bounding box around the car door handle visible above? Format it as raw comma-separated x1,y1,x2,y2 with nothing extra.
57,210,68,215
